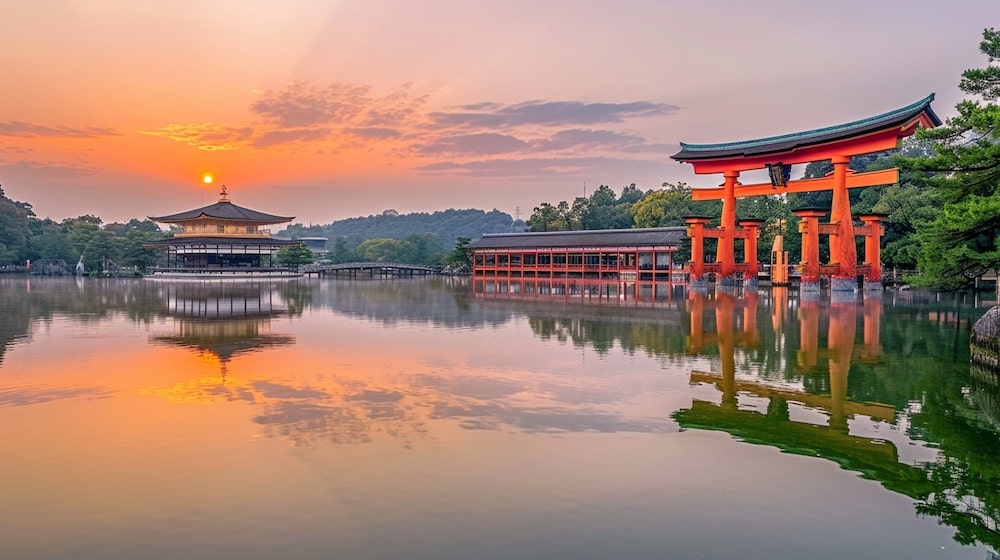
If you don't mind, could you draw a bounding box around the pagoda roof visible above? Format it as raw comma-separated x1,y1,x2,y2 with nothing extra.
466,227,686,250
143,236,302,247
671,94,941,162
149,199,294,225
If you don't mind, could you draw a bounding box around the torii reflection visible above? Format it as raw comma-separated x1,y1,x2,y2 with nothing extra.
680,287,892,438
673,289,1000,549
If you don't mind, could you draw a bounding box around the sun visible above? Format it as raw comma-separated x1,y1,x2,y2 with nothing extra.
202,173,214,185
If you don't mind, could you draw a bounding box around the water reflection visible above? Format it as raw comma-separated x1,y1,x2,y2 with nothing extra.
148,283,297,379
3,276,1000,554
481,279,1000,550
139,278,680,446
676,287,928,502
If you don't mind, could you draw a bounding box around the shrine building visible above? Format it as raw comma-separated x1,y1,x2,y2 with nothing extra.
466,227,686,282
144,186,303,279
671,94,940,293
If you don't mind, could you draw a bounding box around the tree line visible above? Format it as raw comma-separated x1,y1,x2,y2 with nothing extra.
0,196,164,273
280,208,522,246
277,208,522,270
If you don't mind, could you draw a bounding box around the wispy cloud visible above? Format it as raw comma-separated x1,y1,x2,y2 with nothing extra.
250,81,373,128
417,132,529,156
252,127,331,148
249,80,429,133
0,121,121,139
139,122,255,151
140,80,681,178
141,81,428,151
428,100,677,129
531,129,665,153
0,158,100,178
418,155,670,178
343,127,401,140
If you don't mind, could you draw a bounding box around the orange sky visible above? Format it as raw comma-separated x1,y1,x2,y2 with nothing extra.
1,1,996,227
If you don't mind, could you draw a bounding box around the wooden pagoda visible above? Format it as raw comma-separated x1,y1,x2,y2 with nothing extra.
671,95,940,292
144,186,302,279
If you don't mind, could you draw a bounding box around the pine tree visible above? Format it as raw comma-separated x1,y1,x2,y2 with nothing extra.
902,28,1000,290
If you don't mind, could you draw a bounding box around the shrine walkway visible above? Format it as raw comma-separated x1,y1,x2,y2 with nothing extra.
301,262,442,278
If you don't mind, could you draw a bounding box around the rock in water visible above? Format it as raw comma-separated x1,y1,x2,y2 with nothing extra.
971,306,1000,370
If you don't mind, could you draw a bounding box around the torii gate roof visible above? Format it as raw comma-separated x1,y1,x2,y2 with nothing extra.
671,94,941,172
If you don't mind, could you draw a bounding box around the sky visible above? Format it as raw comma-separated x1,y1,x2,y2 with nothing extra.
1,0,996,229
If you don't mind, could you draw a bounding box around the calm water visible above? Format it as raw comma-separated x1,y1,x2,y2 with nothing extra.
1,276,999,559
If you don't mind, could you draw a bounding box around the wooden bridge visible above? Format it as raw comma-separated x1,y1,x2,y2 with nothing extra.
301,262,442,278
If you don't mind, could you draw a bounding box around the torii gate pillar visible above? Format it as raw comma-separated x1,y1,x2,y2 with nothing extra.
715,170,740,286
793,208,827,294
684,216,712,289
828,156,858,292
738,219,765,288
858,213,887,293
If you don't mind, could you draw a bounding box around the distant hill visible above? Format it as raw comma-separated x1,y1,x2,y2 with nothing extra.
277,208,525,246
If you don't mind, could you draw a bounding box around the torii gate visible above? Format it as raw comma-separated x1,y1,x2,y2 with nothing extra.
671,95,940,292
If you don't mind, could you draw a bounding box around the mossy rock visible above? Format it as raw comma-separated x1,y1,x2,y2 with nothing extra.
972,306,1000,370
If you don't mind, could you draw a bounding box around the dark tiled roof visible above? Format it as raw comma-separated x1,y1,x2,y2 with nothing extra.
144,237,302,247
149,200,294,224
671,94,941,162
466,227,687,250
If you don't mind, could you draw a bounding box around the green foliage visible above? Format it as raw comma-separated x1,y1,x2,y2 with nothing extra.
577,184,637,229
630,182,721,228
82,230,122,271
116,224,164,270
0,185,33,265
443,237,472,272
527,183,646,232
275,244,315,266
327,236,358,264
355,233,446,264
526,183,643,231
356,238,402,262
792,152,890,213
736,194,798,263
281,208,515,247
527,201,575,231
899,28,1000,290
959,28,1000,99
26,219,75,263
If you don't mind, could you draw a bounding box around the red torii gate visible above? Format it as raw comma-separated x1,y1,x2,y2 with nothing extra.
671,95,940,292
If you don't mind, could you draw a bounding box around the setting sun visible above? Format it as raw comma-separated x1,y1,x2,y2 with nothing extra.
202,174,214,185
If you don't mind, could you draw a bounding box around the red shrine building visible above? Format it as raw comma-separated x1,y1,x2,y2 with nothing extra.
144,186,303,279
466,228,686,283
671,95,940,292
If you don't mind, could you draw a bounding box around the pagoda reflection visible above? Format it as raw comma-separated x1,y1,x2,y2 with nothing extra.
149,282,296,378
